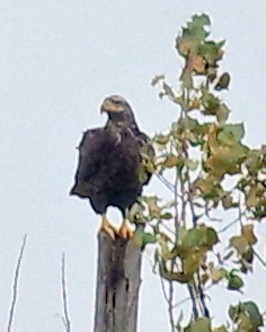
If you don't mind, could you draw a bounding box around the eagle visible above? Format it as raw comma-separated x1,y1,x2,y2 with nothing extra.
70,95,153,240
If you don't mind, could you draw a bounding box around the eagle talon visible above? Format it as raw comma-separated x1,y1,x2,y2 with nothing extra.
99,215,118,240
118,219,134,239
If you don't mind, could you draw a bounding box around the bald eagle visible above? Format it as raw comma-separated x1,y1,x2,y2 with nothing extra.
70,95,153,239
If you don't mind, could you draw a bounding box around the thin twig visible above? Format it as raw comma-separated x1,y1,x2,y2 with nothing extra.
174,168,179,241
180,172,187,227
238,197,244,227
158,263,175,331
172,284,213,309
196,272,210,318
218,216,242,234
254,250,266,267
7,234,27,332
187,284,198,318
168,263,175,332
61,253,71,332
184,169,198,227
159,268,171,303
156,173,175,192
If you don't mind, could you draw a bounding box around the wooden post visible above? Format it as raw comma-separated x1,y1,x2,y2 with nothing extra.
93,231,143,332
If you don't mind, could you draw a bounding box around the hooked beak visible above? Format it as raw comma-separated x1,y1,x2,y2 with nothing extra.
100,100,124,115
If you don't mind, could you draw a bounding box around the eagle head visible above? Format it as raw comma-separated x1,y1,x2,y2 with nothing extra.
100,95,137,126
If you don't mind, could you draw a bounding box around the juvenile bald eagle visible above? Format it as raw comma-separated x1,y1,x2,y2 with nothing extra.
70,95,153,239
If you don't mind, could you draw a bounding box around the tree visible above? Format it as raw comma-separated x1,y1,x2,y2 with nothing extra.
133,13,265,331
92,13,265,332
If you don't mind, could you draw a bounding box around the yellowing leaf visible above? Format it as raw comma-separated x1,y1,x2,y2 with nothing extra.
212,327,228,332
188,54,206,73
195,176,224,200
154,133,170,145
230,235,248,255
210,267,226,283
241,224,257,245
161,155,181,168
183,251,202,275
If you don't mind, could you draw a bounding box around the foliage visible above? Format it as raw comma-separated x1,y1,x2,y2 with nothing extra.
132,14,266,331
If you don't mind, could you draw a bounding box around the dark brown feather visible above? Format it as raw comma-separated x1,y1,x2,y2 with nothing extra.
70,97,153,218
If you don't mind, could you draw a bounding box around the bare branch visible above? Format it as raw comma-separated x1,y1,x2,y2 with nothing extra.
168,265,175,332
61,253,71,332
6,234,27,332
254,250,266,267
187,284,199,319
196,272,210,318
172,284,213,309
218,216,241,234
156,173,175,193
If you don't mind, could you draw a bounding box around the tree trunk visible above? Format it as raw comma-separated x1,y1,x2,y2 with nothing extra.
93,230,143,332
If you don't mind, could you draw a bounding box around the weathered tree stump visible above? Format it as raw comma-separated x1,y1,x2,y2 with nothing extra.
93,231,143,332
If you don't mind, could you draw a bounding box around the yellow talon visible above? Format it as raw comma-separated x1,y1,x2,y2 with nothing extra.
99,215,118,240
118,219,134,239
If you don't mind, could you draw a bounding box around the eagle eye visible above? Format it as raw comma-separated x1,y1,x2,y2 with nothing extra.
112,99,120,105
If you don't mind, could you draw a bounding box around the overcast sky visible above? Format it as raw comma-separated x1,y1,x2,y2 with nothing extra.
1,1,266,331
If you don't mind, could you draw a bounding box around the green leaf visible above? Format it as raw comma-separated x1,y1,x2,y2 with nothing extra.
212,326,228,332
214,72,231,91
171,244,190,259
175,14,211,57
181,68,193,88
160,212,173,220
240,301,264,329
154,133,170,145
229,302,264,330
216,103,230,124
206,227,219,247
185,159,199,171
188,14,211,33
182,225,219,250
210,267,227,283
198,40,225,66
183,250,202,275
202,90,220,115
205,126,249,177
174,116,199,132
227,273,244,290
244,149,265,175
185,317,211,332
133,231,156,250
218,123,245,145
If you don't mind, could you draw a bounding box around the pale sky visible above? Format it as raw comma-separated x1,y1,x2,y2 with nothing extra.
1,1,266,331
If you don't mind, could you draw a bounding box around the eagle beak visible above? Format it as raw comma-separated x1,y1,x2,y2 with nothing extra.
100,100,124,115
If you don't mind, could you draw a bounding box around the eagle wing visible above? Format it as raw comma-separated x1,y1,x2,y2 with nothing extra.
135,130,155,186
70,124,152,215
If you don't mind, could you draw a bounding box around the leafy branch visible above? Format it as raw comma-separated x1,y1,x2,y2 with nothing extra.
132,13,265,332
